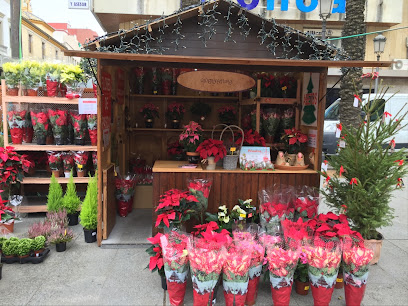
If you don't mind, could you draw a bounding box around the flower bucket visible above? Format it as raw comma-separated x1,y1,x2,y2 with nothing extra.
0,220,15,233
46,80,59,97
23,127,34,143
7,87,19,96
89,129,97,146
10,127,23,144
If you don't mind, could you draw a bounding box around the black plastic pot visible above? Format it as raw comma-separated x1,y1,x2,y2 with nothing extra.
74,137,85,145
171,120,180,129
36,134,46,145
145,120,153,128
67,212,79,226
56,242,66,252
84,228,97,243
54,135,65,145
161,275,167,290
0,263,2,280
187,154,200,164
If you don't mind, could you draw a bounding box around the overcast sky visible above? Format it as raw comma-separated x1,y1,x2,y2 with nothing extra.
30,0,105,36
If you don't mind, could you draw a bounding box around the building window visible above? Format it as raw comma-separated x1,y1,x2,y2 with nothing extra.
28,34,32,53
42,42,45,59
0,21,3,45
55,50,58,59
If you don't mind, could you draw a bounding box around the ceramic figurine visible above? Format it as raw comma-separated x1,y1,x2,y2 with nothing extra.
276,151,286,166
309,152,315,166
295,152,305,166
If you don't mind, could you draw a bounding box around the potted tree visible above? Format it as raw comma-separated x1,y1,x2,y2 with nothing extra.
321,77,408,264
179,121,204,164
46,174,64,212
79,176,98,243
48,227,74,252
196,139,227,170
62,173,82,226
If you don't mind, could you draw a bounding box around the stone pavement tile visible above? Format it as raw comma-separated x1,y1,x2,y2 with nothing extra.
367,264,398,285
362,283,408,306
376,240,408,283
97,285,165,306
26,277,107,306
0,278,40,305
388,239,408,253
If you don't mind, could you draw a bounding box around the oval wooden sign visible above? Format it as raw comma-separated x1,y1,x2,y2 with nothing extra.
177,71,255,93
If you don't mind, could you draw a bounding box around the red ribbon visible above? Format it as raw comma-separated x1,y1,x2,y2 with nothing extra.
339,165,345,177
350,178,358,186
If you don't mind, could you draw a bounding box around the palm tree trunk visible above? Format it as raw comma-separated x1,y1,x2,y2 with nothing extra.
339,0,366,129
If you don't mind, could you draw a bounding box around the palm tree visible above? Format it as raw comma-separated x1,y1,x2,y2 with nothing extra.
339,0,366,129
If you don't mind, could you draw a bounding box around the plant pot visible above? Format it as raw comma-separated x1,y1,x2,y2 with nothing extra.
26,89,38,96
295,280,310,295
0,220,14,233
334,273,344,289
74,137,85,145
35,134,46,145
223,155,239,170
171,120,180,129
46,80,59,97
145,119,154,128
54,135,65,146
19,254,29,259
52,170,60,178
89,129,97,146
23,127,34,143
186,152,200,164
46,135,54,145
64,171,71,178
7,87,19,96
365,233,384,265
33,249,45,257
161,275,167,290
265,134,274,143
55,242,66,252
77,170,86,177
0,263,2,280
68,212,79,226
206,156,216,170
84,228,97,243
10,127,23,144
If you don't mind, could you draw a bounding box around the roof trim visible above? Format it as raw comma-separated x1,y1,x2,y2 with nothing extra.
22,18,68,51
63,50,392,68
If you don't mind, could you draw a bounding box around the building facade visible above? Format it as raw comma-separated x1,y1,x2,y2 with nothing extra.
0,0,11,64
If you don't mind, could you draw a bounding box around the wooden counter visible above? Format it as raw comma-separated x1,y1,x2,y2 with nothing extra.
152,160,320,214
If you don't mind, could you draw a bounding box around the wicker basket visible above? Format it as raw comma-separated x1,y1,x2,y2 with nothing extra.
220,125,244,170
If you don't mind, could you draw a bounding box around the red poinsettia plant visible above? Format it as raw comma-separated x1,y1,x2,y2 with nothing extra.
140,103,159,120
235,129,266,147
0,146,31,189
195,139,227,162
30,110,49,137
74,151,89,171
166,102,185,121
167,141,184,157
48,109,68,136
146,232,165,277
155,189,199,231
0,191,18,224
281,128,308,154
218,106,236,124
70,111,87,140
47,152,62,171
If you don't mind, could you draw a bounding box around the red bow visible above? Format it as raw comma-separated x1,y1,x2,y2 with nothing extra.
384,112,392,118
353,94,362,102
390,139,396,149
350,178,358,186
339,165,345,177
394,160,404,166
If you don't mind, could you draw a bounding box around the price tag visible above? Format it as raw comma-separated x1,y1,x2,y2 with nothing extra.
353,97,359,107
304,286,309,290
239,213,246,218
230,147,236,152
339,140,346,148
336,278,343,283
335,128,341,138
321,162,328,172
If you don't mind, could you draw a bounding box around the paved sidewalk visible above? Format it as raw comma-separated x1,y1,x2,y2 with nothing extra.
0,185,407,305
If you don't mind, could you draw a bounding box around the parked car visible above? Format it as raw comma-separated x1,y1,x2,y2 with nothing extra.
323,94,408,155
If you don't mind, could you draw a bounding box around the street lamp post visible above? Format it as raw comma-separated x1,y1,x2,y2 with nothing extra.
319,0,334,40
373,34,387,94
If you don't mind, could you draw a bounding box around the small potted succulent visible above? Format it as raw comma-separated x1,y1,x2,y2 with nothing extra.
166,102,185,129
179,121,204,164
196,139,227,170
140,103,159,128
48,227,74,252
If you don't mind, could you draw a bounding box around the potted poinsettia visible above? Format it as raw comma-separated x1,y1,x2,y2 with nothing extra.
179,121,204,164
218,106,236,125
62,152,75,178
166,102,185,128
70,110,87,145
74,151,89,177
86,114,97,146
31,109,49,145
48,109,68,145
140,103,159,128
7,109,27,144
47,152,62,178
0,192,19,233
235,129,266,147
146,232,166,289
196,139,227,170
167,141,184,161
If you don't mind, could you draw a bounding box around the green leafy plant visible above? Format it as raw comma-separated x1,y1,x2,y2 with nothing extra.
321,80,408,240
2,238,19,256
0,237,7,251
46,174,63,212
20,60,44,88
62,173,81,214
2,62,23,87
32,236,46,251
60,64,84,85
79,175,98,230
294,262,309,283
16,238,32,256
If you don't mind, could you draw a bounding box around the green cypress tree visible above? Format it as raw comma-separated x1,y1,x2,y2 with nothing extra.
46,173,63,212
62,172,81,214
79,175,98,230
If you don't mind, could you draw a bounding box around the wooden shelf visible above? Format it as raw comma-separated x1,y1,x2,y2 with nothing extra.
130,94,238,100
11,144,97,151
22,177,91,184
17,205,48,213
127,128,225,132
266,143,285,148
240,97,298,105
2,95,82,104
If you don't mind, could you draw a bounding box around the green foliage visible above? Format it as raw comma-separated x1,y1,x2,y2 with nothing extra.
2,239,19,256
46,174,63,212
32,235,46,251
62,173,81,214
80,175,98,230
16,238,32,256
0,237,6,250
321,85,408,239
294,262,309,282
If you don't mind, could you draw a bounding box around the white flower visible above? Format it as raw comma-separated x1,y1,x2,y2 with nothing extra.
232,205,241,211
243,199,253,205
223,216,230,223
218,205,227,213
218,212,225,218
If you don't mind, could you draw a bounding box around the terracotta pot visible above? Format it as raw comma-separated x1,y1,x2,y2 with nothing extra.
26,89,38,96
365,233,384,265
186,151,200,164
77,170,86,177
0,220,15,233
295,279,310,295
7,87,19,96
52,170,60,178
334,273,344,289
19,254,29,259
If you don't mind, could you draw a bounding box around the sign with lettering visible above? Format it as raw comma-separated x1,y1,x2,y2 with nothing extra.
301,73,319,127
78,98,97,114
68,0,89,9
177,71,255,93
239,147,274,171
101,71,112,148
201,0,345,13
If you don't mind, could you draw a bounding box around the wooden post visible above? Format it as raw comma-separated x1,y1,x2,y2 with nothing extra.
96,59,103,247
10,0,21,59
316,70,328,171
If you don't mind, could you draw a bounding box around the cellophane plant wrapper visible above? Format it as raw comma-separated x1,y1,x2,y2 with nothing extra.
294,186,319,221
115,173,136,217
305,237,342,306
187,178,212,222
232,231,265,306
160,231,189,306
342,235,374,306
188,234,228,306
264,238,300,306
258,185,295,234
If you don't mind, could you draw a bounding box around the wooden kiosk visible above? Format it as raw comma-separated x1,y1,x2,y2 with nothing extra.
64,0,391,246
